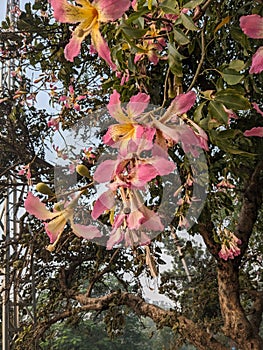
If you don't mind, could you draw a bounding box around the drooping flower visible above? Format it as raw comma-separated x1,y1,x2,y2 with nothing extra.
151,91,208,154
48,0,130,67
105,190,162,249
59,85,86,111
134,40,162,65
103,90,155,155
218,231,242,261
25,192,101,250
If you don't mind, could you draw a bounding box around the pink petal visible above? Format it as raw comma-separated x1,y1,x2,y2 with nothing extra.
24,192,58,220
252,103,263,117
93,159,117,183
240,14,263,39
132,164,158,187
249,47,263,74
107,90,129,123
171,91,196,115
106,227,124,249
134,125,155,150
70,223,102,239
149,156,176,176
112,213,126,228
140,232,151,246
102,127,115,146
148,50,159,65
59,95,68,102
91,189,115,219
152,118,181,143
95,0,130,22
126,93,150,118
64,36,82,62
140,206,164,231
126,209,144,230
49,0,76,23
44,215,67,243
91,26,117,70
244,127,263,137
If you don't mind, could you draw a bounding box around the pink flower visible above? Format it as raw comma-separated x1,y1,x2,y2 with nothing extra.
134,40,162,65
244,126,263,137
48,0,130,68
104,90,155,154
219,231,242,261
59,85,86,111
47,117,60,130
249,47,263,74
105,190,162,249
18,164,31,180
25,192,101,251
216,179,235,189
151,92,208,153
240,15,263,39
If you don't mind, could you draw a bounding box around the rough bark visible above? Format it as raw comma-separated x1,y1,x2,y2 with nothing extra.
199,161,263,350
217,263,263,350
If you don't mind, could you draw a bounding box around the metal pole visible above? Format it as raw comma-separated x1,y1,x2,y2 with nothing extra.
1,2,21,349
2,186,11,350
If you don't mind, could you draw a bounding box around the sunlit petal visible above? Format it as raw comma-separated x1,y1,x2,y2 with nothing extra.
44,215,68,243
70,222,102,239
24,192,58,220
126,92,150,119
91,24,117,70
92,189,115,219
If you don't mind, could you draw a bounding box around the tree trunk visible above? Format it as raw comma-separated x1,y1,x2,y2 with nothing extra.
217,262,263,350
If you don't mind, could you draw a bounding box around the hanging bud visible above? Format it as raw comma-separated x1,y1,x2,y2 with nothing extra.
76,164,90,178
36,182,55,196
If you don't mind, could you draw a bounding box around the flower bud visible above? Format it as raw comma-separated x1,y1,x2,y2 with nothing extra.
76,164,90,178
36,182,55,196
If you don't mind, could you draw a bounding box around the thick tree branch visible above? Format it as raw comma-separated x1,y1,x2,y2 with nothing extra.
75,292,228,350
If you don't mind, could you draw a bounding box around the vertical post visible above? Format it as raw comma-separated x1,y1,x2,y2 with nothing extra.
2,186,11,350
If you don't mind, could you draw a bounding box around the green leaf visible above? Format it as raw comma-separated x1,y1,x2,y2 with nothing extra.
121,24,147,39
221,69,244,85
193,101,207,123
214,89,251,110
173,28,190,45
183,0,205,9
167,43,186,77
180,13,199,31
208,101,229,124
126,7,150,24
228,59,246,71
160,0,180,14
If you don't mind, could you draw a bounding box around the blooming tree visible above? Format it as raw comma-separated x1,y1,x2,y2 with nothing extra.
1,0,263,349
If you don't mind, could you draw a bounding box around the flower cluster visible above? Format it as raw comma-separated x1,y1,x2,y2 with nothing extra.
22,1,222,251
218,229,242,261
89,89,208,248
